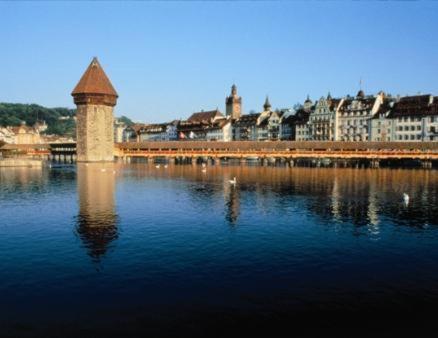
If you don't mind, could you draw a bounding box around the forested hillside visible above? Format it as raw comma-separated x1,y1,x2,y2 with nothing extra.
0,103,76,136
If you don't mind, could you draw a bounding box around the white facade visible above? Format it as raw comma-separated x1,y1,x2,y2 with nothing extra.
206,120,232,141
295,122,309,141
308,96,343,141
336,91,384,141
0,127,16,144
369,95,438,142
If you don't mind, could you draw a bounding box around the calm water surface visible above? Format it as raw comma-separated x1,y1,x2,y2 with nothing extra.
1,163,438,337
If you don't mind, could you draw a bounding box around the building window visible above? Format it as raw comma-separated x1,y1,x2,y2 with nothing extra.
417,125,421,130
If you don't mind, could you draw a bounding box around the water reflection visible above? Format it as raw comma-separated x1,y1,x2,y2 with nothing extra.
224,182,240,225
0,167,47,196
76,163,118,261
115,163,438,231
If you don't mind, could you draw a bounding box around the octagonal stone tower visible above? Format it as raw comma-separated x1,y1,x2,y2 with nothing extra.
72,57,118,162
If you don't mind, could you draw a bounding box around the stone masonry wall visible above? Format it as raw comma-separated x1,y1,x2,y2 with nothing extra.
76,104,114,162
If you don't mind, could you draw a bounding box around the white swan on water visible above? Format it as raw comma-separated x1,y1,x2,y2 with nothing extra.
155,164,160,169
403,193,409,205
229,177,237,185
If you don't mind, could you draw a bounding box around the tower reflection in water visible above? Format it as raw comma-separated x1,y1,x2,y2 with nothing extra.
76,163,118,261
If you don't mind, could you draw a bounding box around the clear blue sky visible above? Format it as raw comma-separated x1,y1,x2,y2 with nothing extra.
1,1,437,123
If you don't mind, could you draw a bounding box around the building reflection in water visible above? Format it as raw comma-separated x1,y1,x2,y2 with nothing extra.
224,179,240,225
76,163,118,261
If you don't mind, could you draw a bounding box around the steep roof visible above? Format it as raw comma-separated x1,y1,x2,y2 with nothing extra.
234,113,260,127
389,94,433,118
187,109,223,123
72,57,118,97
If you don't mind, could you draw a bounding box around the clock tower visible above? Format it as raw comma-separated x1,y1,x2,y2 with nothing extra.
225,84,242,120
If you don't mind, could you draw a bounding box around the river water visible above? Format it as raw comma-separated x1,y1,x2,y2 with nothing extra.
1,163,438,337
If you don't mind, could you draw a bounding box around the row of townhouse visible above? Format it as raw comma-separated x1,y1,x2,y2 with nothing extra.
0,123,44,144
120,84,438,143
0,122,74,144
371,94,438,141
293,91,438,142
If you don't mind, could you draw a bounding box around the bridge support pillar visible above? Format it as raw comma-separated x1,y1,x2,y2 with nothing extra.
421,160,432,169
370,159,380,169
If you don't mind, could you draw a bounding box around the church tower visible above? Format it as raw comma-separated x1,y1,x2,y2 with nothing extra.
225,84,242,120
72,57,118,162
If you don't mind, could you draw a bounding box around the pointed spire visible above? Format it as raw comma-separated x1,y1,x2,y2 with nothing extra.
327,92,332,100
305,94,312,103
72,57,118,97
231,84,237,96
264,95,271,111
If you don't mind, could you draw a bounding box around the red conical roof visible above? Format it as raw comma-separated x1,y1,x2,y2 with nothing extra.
72,57,118,97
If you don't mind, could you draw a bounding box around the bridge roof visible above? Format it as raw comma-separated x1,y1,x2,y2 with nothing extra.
71,57,118,97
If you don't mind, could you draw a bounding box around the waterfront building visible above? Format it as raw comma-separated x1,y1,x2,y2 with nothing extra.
255,97,283,141
123,124,144,142
370,94,438,142
390,95,434,141
187,109,224,124
114,118,126,143
177,121,209,140
279,114,297,140
370,99,395,142
71,57,118,162
294,98,314,141
33,120,48,133
138,121,179,141
10,123,41,144
0,127,16,144
225,84,242,120
336,91,384,141
308,94,343,141
177,109,224,140
205,118,232,141
233,113,259,141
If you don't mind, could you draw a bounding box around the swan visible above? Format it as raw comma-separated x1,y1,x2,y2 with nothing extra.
155,164,160,169
202,168,207,173
229,177,237,185
202,163,206,168
164,164,168,169
403,193,409,205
